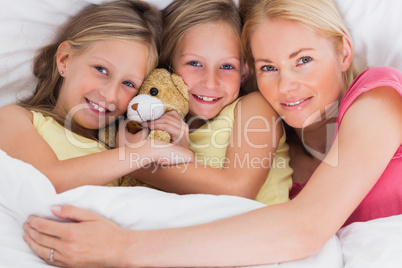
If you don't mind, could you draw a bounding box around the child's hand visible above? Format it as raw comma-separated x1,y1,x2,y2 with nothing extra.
143,110,189,148
116,119,149,147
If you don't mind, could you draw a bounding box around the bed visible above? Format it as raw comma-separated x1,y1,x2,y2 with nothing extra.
1,0,402,267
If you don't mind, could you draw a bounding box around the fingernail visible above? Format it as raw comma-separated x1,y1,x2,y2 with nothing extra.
23,234,27,242
50,205,61,212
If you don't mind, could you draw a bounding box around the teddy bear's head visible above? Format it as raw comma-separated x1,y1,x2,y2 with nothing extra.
126,68,189,142
127,68,189,124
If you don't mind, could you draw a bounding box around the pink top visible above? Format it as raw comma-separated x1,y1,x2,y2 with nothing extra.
290,66,402,227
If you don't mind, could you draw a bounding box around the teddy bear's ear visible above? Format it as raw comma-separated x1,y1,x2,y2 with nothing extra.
171,74,189,101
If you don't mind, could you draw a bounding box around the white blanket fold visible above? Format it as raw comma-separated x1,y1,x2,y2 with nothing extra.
0,149,374,268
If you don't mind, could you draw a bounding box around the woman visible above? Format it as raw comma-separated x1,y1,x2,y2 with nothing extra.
24,0,402,266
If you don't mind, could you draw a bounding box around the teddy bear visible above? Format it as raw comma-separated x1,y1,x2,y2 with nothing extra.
99,68,189,187
126,68,189,142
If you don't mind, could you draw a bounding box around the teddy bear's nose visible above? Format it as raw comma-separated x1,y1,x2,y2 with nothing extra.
131,103,139,111
150,87,159,96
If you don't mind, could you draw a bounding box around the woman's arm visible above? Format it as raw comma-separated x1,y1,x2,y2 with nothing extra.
113,86,402,266
0,105,193,193
131,92,283,199
24,86,402,267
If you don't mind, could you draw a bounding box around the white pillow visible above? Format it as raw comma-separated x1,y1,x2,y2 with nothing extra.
335,0,402,71
0,0,401,107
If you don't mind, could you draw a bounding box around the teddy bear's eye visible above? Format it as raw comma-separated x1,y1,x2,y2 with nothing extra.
150,87,159,96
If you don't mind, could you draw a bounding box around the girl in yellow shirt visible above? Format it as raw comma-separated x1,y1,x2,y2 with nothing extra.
0,0,192,193
127,0,292,206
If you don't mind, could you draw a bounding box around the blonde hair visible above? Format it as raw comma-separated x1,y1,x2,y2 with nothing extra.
160,0,241,70
241,0,359,91
19,0,162,139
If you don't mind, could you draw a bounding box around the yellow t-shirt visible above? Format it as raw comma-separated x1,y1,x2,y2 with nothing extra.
189,99,292,206
31,111,118,186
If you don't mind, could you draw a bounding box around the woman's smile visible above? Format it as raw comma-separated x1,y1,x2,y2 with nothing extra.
280,97,313,110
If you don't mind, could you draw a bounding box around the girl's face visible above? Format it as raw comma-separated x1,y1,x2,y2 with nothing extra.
250,18,351,129
172,21,246,121
56,39,149,129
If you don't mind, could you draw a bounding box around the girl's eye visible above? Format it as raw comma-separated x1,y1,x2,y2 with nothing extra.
221,64,234,70
261,65,277,72
95,66,108,75
122,81,135,88
297,56,312,65
188,61,201,67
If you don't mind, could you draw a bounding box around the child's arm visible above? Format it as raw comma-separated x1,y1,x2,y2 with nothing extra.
131,92,282,199
0,105,193,193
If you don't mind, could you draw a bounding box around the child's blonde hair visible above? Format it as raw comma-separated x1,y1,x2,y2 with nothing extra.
160,0,242,70
20,0,162,139
241,0,359,91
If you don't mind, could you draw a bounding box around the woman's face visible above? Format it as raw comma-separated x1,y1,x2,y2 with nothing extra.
250,18,349,129
172,21,246,121
56,39,149,129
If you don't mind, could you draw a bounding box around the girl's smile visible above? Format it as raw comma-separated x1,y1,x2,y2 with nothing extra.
192,94,222,104
85,98,111,114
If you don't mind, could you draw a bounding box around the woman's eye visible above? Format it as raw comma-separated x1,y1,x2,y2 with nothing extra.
297,56,312,65
188,61,201,67
221,64,234,70
261,65,277,72
122,81,134,88
95,66,108,75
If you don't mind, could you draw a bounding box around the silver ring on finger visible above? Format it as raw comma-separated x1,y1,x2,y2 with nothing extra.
50,248,55,262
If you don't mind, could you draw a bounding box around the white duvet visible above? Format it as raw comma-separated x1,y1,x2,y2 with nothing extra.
0,149,401,268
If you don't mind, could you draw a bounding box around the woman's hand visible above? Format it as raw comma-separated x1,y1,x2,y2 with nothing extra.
23,205,131,268
143,110,189,148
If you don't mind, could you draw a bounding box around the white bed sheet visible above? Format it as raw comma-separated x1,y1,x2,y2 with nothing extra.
338,214,402,268
1,149,402,268
0,149,343,268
